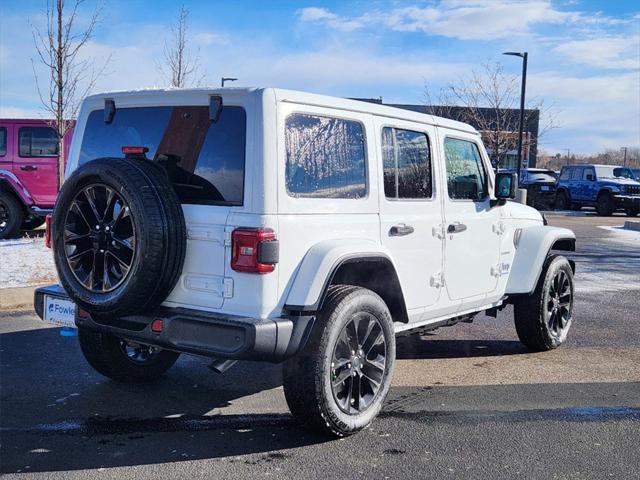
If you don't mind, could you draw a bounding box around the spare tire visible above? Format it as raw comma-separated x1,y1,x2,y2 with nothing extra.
52,157,186,317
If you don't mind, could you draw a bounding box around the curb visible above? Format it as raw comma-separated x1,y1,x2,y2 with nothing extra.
0,286,38,311
624,221,640,232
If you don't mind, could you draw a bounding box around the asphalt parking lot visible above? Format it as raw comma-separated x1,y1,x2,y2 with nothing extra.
1,212,639,479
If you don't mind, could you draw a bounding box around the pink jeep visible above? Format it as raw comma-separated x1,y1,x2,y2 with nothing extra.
0,119,73,239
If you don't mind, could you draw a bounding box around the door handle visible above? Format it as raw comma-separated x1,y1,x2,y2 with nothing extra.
389,224,415,237
447,222,467,234
20,165,38,171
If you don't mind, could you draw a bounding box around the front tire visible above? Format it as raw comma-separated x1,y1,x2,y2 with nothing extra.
513,256,574,351
596,192,615,216
283,285,395,437
78,327,180,382
0,191,23,239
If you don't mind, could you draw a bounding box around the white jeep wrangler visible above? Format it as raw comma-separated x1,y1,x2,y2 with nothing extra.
35,88,576,437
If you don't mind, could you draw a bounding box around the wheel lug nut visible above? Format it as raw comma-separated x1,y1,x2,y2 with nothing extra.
347,363,351,368
112,241,116,246
95,225,100,230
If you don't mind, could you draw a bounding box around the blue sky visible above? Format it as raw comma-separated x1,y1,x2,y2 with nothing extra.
1,0,638,154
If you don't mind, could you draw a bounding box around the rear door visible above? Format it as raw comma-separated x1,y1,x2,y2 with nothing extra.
376,118,443,313
441,134,501,301
14,123,59,206
0,123,11,174
76,102,248,310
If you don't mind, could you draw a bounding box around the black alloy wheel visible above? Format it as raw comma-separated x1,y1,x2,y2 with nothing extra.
544,268,572,338
63,184,135,293
330,312,387,414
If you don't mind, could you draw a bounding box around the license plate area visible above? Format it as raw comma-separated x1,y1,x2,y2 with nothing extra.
43,295,77,328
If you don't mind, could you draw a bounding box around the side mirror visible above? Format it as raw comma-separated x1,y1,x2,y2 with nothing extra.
209,95,223,123
586,173,595,181
495,172,517,199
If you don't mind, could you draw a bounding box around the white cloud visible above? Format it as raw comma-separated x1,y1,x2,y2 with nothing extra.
194,32,229,46
553,36,640,69
297,7,364,32
298,1,630,41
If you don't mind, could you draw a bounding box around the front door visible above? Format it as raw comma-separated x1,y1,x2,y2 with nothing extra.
13,124,59,206
441,135,501,301
376,118,443,315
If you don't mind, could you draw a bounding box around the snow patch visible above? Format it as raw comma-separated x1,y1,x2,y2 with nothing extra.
0,237,57,288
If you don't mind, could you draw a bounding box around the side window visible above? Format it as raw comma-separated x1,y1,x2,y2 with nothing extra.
0,127,6,156
583,167,595,181
571,167,583,180
444,137,488,201
285,113,366,198
381,127,432,199
559,168,571,180
19,127,59,157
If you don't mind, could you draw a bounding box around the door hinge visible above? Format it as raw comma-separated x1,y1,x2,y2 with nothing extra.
492,221,505,235
430,272,444,288
490,264,503,278
223,277,234,298
432,224,446,240
224,226,234,246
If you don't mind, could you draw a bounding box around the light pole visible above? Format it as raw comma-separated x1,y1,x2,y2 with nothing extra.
221,77,238,87
503,51,528,173
621,147,628,166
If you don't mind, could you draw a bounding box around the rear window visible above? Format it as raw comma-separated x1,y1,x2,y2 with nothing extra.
0,128,6,156
19,126,59,157
285,113,366,199
79,105,246,206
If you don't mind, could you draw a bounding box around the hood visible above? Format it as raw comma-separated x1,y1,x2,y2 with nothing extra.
502,201,544,223
600,178,640,186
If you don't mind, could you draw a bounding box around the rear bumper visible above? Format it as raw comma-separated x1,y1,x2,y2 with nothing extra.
34,285,315,363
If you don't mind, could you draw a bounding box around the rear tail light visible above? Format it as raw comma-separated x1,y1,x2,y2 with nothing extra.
45,214,52,248
231,228,279,273
122,146,149,156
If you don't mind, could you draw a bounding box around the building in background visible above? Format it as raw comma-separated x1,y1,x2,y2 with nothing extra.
353,99,540,169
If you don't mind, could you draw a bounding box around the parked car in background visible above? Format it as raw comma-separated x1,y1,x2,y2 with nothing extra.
555,164,640,216
520,168,557,211
0,119,72,239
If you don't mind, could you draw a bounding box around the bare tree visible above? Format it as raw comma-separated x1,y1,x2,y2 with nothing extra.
160,5,204,88
31,0,108,184
424,62,557,171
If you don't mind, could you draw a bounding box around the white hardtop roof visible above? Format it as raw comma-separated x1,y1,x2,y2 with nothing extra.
85,86,478,135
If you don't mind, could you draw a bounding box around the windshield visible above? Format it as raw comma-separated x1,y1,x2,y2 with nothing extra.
595,166,635,180
79,105,246,206
526,172,556,183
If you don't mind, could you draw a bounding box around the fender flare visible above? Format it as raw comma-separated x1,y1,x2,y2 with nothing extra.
505,225,576,295
284,238,401,313
0,169,34,206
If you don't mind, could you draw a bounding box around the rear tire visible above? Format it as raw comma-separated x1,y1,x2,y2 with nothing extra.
555,191,569,210
78,326,179,382
283,285,395,437
0,191,23,239
513,256,574,351
596,192,615,216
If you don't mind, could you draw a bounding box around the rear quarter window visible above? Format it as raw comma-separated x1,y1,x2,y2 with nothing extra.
0,127,6,156
285,113,367,199
19,126,59,157
79,106,246,206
